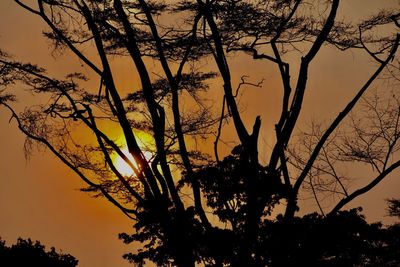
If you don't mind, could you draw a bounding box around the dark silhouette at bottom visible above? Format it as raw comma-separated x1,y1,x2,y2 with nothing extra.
0,238,78,267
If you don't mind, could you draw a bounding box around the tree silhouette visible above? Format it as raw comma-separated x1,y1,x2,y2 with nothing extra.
0,0,399,266
388,198,400,218
0,237,78,267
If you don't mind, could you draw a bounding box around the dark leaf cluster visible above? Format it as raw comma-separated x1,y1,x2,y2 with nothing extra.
0,237,78,267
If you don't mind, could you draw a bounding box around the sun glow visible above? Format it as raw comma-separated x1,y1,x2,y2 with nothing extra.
113,132,154,177
114,148,136,177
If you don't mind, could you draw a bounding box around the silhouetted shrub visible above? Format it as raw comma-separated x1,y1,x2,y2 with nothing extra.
0,238,78,267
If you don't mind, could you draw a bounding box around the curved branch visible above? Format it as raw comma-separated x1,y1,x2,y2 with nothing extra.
294,34,400,194
285,33,400,219
1,102,138,220
309,175,325,216
34,0,103,75
330,159,400,214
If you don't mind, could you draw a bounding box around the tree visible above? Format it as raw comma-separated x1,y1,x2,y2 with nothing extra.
388,198,400,218
0,0,399,266
0,237,78,267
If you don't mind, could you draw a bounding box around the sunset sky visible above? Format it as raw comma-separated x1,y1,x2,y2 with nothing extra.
1,1,399,267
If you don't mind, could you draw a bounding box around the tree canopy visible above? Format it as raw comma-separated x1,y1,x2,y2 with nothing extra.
0,237,78,267
0,0,400,266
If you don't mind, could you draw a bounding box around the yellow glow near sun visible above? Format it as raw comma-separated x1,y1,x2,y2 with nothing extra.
113,131,154,177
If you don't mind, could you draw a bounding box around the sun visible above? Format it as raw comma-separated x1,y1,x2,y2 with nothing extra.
113,132,154,177
114,147,136,177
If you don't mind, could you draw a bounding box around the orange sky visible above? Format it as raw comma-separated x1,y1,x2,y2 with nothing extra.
0,1,399,267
